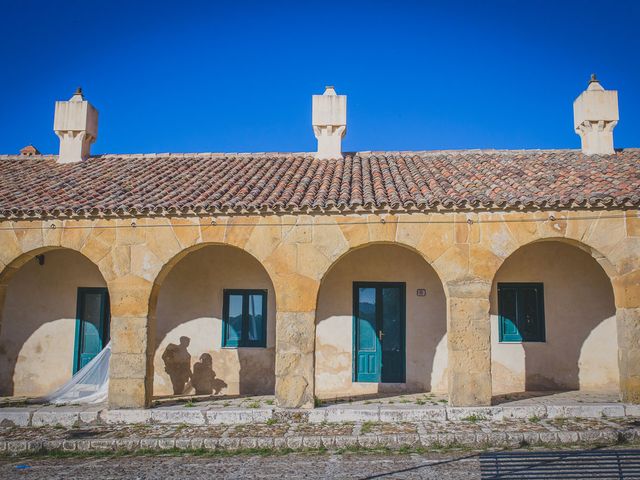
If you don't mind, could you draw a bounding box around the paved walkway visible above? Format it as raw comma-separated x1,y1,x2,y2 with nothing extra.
0,415,639,454
0,391,637,428
0,391,638,454
0,452,483,479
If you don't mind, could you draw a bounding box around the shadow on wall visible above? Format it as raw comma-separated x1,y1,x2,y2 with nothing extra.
153,244,277,398
489,242,618,396
0,250,108,397
314,244,448,400
161,337,228,395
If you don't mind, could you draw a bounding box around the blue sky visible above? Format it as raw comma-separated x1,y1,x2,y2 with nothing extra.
1,0,639,155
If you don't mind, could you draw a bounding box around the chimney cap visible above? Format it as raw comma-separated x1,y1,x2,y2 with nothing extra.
323,86,337,95
70,86,85,101
19,144,40,156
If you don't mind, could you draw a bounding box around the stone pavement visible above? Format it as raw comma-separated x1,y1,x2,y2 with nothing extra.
0,391,638,428
0,391,638,454
0,452,484,479
0,415,639,455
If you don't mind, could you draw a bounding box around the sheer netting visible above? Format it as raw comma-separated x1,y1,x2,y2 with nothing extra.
35,342,111,405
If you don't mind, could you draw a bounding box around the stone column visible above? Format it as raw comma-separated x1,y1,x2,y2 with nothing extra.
274,311,316,408
615,269,640,404
108,275,154,408
617,307,640,403
446,279,492,406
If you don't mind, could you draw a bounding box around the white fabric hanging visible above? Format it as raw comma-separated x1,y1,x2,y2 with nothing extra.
35,342,111,405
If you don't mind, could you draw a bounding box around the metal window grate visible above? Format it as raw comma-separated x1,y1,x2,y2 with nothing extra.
480,449,640,479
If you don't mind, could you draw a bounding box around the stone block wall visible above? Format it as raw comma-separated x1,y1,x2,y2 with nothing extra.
0,210,637,408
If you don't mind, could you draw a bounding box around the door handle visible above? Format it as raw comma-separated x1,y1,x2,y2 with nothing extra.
378,330,384,340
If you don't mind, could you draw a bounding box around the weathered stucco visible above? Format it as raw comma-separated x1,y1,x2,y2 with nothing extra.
315,244,447,398
0,209,637,408
153,245,276,397
490,241,619,394
0,249,107,396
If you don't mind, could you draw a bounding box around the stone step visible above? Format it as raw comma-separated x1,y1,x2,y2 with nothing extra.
0,403,638,428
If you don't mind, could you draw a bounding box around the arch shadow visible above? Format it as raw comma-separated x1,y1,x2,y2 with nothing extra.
489,240,618,403
0,247,110,397
314,242,448,402
148,243,277,402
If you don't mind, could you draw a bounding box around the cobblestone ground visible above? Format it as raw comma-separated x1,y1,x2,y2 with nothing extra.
0,416,638,454
0,452,482,479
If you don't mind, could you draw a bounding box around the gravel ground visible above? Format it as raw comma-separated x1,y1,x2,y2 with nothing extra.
0,452,482,479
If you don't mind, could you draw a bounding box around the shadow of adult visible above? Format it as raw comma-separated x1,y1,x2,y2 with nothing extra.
192,353,228,395
161,336,192,395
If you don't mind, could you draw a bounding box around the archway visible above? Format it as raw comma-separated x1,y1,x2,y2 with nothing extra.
0,248,110,397
150,244,276,399
315,243,447,400
490,240,618,398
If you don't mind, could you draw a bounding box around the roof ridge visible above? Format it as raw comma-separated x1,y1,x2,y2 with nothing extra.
3,147,640,161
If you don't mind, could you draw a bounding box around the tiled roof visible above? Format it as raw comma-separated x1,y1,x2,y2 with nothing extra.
0,149,638,219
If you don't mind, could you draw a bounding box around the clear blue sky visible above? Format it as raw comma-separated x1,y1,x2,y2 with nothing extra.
1,0,639,155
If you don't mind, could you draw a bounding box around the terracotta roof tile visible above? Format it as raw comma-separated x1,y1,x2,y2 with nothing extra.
0,149,638,219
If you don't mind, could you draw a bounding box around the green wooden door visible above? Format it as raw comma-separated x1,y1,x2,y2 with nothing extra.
353,283,405,383
74,288,110,373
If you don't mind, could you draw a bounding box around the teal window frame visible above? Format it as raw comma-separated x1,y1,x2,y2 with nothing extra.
73,287,110,373
498,282,545,343
222,289,267,348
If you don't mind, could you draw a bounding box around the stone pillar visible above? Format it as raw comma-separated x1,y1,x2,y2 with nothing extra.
446,279,492,406
615,269,640,404
274,311,316,408
617,307,640,403
108,275,154,408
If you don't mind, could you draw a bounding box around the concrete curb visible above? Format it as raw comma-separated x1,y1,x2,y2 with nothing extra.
0,403,638,428
1,427,638,455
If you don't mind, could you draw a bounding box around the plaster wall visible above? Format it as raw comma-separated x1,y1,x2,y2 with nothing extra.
0,249,107,396
153,245,276,397
315,244,447,399
490,242,619,394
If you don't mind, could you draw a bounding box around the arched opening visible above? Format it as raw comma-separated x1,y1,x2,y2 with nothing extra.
490,240,618,400
0,248,110,398
151,244,276,400
315,243,447,401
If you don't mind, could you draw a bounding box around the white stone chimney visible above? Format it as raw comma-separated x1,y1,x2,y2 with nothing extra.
54,87,98,163
573,74,618,155
312,86,346,159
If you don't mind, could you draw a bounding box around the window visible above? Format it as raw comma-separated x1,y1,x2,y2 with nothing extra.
222,289,267,347
498,283,545,342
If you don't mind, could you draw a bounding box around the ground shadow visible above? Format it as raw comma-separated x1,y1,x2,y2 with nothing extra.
490,242,617,397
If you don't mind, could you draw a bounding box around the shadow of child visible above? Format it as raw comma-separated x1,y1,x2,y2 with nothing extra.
192,353,227,395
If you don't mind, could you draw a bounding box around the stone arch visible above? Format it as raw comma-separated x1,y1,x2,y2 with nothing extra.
0,246,110,397
147,242,277,400
314,241,448,400
488,238,619,399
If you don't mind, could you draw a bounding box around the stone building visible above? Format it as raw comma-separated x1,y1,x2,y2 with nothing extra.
0,78,638,409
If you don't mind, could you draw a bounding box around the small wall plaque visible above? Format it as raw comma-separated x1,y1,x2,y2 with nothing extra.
416,288,427,297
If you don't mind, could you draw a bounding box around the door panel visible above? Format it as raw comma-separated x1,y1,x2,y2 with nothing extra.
381,286,404,382
355,287,380,382
75,288,109,373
